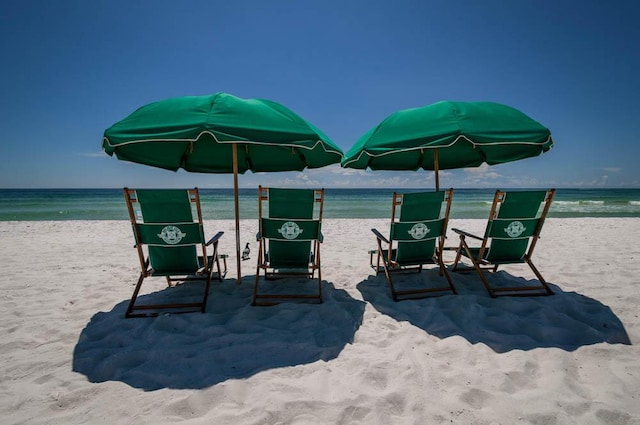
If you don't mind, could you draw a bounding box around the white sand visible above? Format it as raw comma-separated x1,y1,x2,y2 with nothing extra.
1,218,639,424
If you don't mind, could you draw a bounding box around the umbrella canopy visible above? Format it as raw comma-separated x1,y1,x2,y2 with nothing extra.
341,101,553,189
103,92,343,281
103,93,341,172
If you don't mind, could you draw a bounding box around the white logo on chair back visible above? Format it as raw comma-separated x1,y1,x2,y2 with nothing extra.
408,223,430,240
504,221,526,238
158,225,186,244
278,221,304,240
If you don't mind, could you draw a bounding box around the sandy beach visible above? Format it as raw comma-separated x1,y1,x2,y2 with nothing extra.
1,218,639,424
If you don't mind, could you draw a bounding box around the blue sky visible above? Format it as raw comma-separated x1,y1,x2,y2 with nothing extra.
1,0,639,189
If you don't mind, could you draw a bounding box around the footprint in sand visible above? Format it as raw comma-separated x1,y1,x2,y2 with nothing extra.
459,388,491,409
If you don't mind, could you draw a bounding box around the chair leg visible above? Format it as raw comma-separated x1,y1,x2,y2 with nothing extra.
126,274,211,318
214,247,223,282
252,243,264,306
201,274,212,314
437,253,457,295
316,245,323,303
376,239,399,301
215,256,222,281
201,245,221,313
251,248,258,305
252,273,260,306
369,247,384,275
385,268,398,301
461,240,496,298
452,241,464,272
453,235,552,298
316,263,323,304
126,273,147,318
222,255,228,277
526,258,554,295
216,244,227,280
317,276,323,303
459,244,552,297
377,239,457,301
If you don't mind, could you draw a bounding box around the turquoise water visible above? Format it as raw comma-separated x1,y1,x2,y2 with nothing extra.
0,188,639,221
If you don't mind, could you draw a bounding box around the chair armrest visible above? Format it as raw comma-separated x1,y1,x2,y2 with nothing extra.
319,232,324,243
206,231,224,246
451,228,483,241
256,232,261,241
371,228,389,244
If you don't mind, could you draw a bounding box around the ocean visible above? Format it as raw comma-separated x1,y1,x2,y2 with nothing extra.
1,188,639,221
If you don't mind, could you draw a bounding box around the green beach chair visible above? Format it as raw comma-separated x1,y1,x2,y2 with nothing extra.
452,189,555,297
123,188,226,318
253,187,324,305
371,190,457,301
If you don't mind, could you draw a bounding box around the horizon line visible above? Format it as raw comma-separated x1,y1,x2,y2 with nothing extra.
1,186,639,191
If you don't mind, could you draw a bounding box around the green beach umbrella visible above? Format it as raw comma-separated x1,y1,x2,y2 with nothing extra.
341,101,553,190
103,92,343,282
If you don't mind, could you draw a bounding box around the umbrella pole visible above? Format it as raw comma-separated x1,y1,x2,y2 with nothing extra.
232,143,242,283
434,148,440,191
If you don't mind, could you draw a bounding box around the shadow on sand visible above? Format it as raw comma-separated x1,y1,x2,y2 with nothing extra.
73,278,365,391
357,270,631,353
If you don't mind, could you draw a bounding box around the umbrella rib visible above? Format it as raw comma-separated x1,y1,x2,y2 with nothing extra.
103,131,344,158
244,144,254,170
211,133,344,158
341,135,552,167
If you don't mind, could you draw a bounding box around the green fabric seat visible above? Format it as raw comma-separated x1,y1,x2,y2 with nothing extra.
124,188,226,318
253,187,324,305
371,190,457,301
452,189,555,297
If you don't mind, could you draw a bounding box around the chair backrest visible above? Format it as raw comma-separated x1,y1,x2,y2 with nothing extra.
258,187,324,268
388,189,453,266
480,189,555,262
124,188,207,274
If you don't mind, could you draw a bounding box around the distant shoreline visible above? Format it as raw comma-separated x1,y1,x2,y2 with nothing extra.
2,187,640,190
1,188,640,220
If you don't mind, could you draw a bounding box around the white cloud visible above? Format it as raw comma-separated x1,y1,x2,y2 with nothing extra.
321,164,347,174
463,163,501,179
237,163,563,189
591,175,609,187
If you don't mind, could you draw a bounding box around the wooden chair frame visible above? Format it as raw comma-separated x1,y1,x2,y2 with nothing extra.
372,190,457,301
452,189,555,297
124,188,226,318
253,187,324,306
